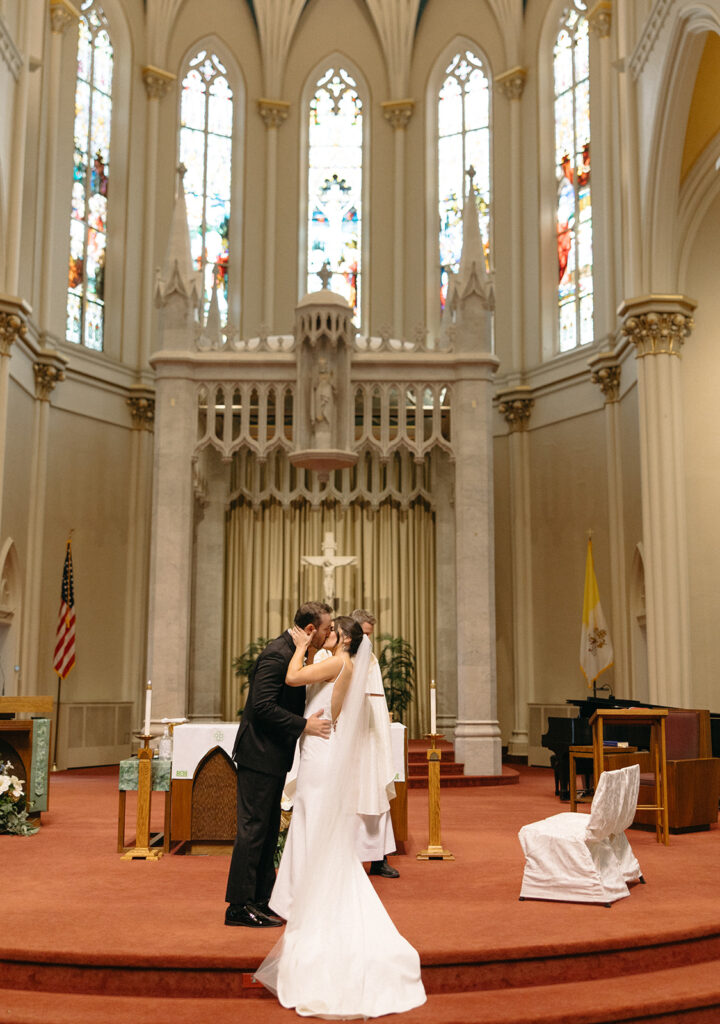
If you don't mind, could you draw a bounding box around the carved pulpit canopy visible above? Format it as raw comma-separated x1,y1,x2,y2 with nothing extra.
291,281,357,482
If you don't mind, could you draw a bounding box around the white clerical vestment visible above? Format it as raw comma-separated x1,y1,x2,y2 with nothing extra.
356,653,396,861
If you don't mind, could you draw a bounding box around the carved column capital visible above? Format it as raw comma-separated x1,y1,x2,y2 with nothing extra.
618,295,696,357
588,353,621,402
49,0,79,34
257,98,290,128
127,392,155,430
33,360,65,401
381,99,415,130
497,387,534,432
496,66,528,101
142,65,176,100
0,311,28,357
588,1,612,38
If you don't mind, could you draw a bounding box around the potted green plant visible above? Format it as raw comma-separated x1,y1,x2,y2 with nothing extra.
376,634,416,723
232,637,269,715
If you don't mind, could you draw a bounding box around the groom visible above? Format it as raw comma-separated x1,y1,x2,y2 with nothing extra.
225,601,333,927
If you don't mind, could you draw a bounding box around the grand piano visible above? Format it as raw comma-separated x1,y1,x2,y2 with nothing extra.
541,695,720,801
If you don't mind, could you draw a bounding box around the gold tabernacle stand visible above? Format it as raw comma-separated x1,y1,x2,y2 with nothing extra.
416,733,454,861
120,736,163,861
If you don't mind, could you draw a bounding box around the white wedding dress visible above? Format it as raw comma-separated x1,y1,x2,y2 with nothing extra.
255,637,426,1019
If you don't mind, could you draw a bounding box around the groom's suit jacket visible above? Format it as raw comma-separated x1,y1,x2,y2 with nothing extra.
232,630,306,777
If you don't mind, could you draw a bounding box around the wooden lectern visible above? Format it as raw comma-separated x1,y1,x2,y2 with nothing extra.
589,707,669,845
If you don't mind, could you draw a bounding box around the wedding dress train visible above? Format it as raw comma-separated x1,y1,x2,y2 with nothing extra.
255,637,426,1019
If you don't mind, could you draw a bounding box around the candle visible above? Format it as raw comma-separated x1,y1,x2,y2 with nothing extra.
430,679,437,736
144,680,152,736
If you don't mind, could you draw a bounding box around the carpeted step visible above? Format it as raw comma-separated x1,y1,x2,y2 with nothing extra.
3,958,720,1024
409,765,520,788
407,760,466,776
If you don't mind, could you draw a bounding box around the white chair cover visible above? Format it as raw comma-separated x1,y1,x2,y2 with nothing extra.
518,764,642,904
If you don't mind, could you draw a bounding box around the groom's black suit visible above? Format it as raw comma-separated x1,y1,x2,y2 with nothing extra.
226,630,306,907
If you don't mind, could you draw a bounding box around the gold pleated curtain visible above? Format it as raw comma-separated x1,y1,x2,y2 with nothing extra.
224,500,435,737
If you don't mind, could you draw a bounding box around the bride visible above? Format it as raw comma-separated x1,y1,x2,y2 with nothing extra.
255,616,426,1019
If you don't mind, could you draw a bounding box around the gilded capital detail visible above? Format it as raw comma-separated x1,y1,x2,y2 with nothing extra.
498,389,534,432
142,65,176,100
127,394,155,430
0,312,28,357
33,361,64,401
496,67,528,101
381,99,415,130
619,296,696,357
49,0,79,34
590,361,621,402
588,1,612,38
258,98,290,128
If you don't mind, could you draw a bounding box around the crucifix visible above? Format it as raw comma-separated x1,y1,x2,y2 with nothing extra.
302,531,357,607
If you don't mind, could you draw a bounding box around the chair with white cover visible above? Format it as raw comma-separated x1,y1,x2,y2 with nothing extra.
518,764,642,906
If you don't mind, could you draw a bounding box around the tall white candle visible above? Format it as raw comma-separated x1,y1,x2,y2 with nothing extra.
430,679,437,736
144,680,152,736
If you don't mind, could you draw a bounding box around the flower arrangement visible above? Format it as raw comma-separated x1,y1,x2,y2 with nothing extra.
0,761,39,836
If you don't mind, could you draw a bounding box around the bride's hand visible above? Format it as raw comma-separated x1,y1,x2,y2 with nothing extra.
291,625,313,651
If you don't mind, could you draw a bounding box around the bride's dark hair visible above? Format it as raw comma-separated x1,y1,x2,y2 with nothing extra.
334,616,364,656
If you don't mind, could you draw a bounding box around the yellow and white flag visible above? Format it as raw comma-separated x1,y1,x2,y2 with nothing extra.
580,538,613,686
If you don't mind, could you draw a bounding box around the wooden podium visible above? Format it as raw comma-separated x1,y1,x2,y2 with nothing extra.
589,707,669,844
0,696,53,814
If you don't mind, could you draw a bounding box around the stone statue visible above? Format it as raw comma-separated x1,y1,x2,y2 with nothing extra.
311,357,336,448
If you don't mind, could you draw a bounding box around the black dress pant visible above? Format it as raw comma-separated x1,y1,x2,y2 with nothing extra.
225,765,285,906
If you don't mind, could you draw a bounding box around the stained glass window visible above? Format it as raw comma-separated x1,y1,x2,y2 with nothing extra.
180,51,233,320
307,68,363,324
438,50,491,311
66,0,113,351
554,1,593,351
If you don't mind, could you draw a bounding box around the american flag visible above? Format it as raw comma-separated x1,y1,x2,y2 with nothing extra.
53,540,76,679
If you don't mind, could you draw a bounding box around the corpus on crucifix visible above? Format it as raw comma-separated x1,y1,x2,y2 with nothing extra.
302,531,357,607
317,261,333,290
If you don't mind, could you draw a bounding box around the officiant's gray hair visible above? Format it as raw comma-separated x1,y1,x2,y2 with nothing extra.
351,609,376,627
294,602,330,629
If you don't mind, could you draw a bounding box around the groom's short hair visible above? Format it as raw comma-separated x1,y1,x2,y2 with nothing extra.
294,602,329,629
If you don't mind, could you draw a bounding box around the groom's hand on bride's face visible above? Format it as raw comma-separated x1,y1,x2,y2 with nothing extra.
304,709,332,739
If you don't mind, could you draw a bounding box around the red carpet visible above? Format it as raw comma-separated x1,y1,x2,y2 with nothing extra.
1,764,719,1023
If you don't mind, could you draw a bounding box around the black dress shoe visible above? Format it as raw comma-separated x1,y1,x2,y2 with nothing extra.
224,903,283,928
252,901,285,925
369,857,400,879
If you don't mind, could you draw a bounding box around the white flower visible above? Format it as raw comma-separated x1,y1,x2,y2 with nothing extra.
10,776,23,800
0,775,10,795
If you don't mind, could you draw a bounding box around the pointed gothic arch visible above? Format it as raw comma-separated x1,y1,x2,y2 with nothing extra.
0,539,22,698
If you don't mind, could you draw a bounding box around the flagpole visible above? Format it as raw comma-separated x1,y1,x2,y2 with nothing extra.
52,674,62,772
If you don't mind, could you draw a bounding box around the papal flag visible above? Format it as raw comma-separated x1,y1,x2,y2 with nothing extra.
580,538,613,686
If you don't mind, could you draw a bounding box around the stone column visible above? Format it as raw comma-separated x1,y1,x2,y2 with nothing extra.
453,353,501,775
188,451,228,720
495,68,527,370
0,299,30,522
123,390,155,705
588,3,615,337
589,350,630,694
145,369,197,720
619,295,695,706
434,451,457,741
19,353,67,694
139,67,176,372
40,1,79,329
381,99,414,336
258,99,290,329
497,386,534,757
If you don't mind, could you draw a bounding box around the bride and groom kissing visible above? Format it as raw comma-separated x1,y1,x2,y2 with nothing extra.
225,601,426,1018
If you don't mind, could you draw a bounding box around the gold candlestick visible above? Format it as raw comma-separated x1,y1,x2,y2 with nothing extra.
416,732,454,861
120,735,163,861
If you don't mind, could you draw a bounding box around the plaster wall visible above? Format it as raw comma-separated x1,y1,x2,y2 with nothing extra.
681,188,720,712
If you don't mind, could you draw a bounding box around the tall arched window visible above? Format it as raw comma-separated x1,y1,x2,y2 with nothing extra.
554,1,593,351
438,49,491,311
307,67,363,324
179,50,233,320
66,0,113,350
